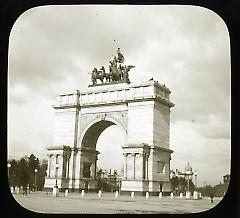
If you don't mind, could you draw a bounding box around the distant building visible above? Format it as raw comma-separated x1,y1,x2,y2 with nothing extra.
214,174,230,197
223,174,230,183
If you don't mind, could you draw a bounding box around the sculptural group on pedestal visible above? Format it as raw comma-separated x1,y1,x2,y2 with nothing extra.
91,48,135,85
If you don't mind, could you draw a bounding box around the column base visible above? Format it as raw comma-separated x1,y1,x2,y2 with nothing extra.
121,180,171,194
193,191,201,199
121,180,149,192
44,177,70,192
186,191,191,199
44,177,98,192
52,187,59,197
120,190,165,196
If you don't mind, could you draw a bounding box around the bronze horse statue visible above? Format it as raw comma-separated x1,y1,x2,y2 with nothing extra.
91,66,112,84
91,58,135,85
91,67,105,85
101,66,111,83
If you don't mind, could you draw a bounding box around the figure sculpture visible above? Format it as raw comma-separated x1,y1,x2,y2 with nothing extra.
91,48,135,85
116,48,124,63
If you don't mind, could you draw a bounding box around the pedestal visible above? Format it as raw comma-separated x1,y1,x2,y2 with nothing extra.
193,191,200,199
121,180,149,193
53,186,59,197
186,191,191,199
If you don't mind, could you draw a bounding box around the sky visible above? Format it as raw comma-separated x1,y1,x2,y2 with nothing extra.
8,5,231,186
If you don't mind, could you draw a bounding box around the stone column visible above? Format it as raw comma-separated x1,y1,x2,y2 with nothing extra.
168,157,171,179
145,153,149,180
47,154,51,177
143,154,146,180
68,149,75,185
91,153,98,179
58,154,63,177
94,155,98,179
62,154,67,178
66,155,70,178
75,151,81,180
133,153,136,180
134,153,142,180
50,154,57,178
123,153,128,179
90,163,94,179
55,154,59,178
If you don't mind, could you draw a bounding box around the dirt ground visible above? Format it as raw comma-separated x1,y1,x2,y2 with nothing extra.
12,191,222,214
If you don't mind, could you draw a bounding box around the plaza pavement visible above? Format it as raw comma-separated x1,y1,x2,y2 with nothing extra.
12,191,222,214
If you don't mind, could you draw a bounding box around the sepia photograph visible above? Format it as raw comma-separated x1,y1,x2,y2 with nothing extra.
7,5,231,214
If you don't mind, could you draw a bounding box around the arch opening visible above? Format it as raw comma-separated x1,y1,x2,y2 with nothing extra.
96,125,125,176
80,119,126,191
81,120,115,149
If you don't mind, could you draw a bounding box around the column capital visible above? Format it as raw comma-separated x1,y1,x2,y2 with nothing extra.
144,153,149,158
65,154,71,159
138,153,144,157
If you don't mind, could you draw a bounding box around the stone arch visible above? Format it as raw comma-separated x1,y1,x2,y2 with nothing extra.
78,115,127,149
45,81,174,194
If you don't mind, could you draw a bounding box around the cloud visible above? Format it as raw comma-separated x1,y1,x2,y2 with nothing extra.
8,94,55,159
170,121,230,185
195,115,230,139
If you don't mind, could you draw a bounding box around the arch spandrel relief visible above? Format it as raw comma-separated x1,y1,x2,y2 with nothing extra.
78,111,128,148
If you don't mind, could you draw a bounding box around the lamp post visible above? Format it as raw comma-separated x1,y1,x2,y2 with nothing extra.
34,169,38,191
185,170,191,199
186,170,190,192
55,163,59,188
7,163,11,179
53,163,59,197
193,171,198,199
194,171,197,189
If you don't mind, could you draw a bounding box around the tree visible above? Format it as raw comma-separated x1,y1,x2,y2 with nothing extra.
205,185,215,197
113,170,118,178
170,176,179,193
19,158,29,188
8,154,47,191
28,154,40,190
8,159,19,188
172,176,195,194
178,177,188,193
189,179,195,193
37,160,48,191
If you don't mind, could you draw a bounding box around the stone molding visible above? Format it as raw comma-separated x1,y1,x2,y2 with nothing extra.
52,103,80,110
47,145,71,150
78,81,174,108
149,145,174,154
122,143,150,148
78,112,127,148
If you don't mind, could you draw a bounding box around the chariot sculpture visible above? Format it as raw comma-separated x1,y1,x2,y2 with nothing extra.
91,48,135,85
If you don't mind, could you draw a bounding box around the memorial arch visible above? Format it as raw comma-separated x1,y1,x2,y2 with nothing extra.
44,81,175,194
44,48,174,194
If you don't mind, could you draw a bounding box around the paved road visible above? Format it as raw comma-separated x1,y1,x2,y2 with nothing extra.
12,192,222,214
